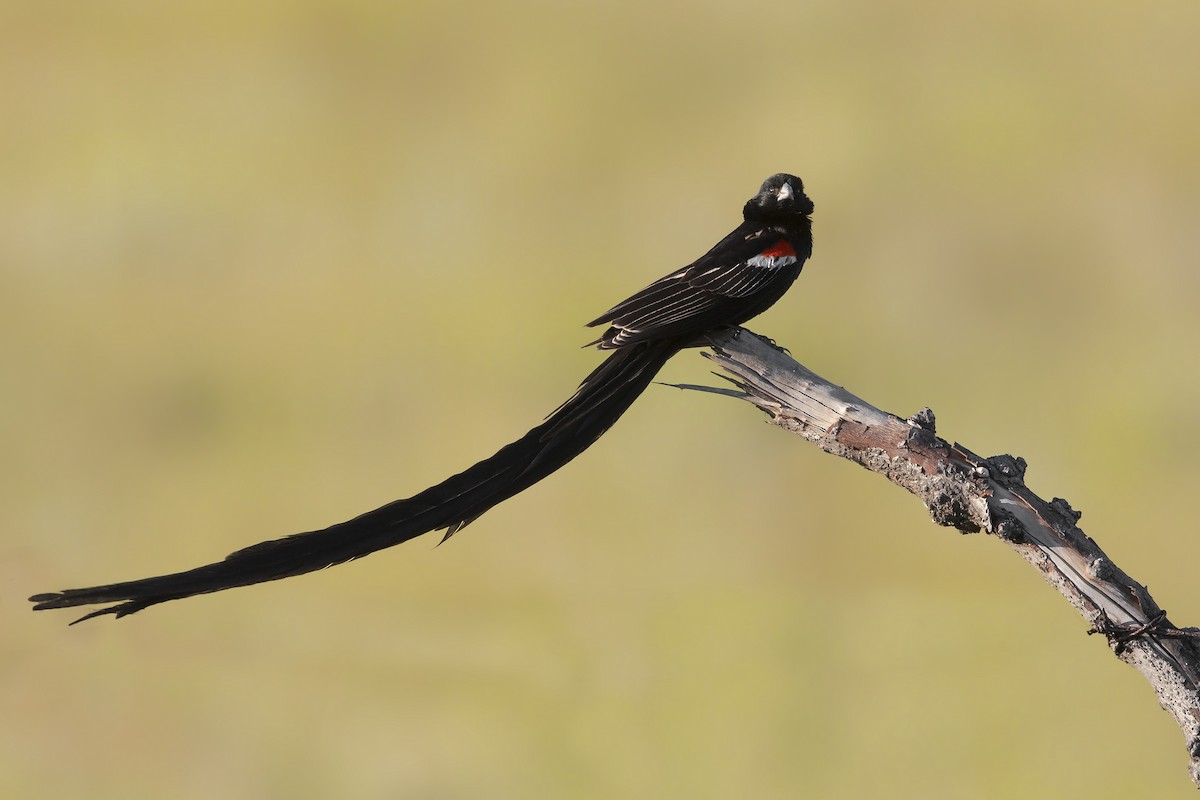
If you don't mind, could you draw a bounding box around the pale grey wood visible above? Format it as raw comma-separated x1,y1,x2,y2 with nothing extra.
683,327,1200,788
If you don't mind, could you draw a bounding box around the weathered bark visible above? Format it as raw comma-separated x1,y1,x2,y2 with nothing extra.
684,328,1200,788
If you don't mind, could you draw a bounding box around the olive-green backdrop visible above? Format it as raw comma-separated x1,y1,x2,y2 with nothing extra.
5,2,1199,797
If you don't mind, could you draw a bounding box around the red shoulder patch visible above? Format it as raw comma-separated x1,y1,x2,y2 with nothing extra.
759,240,796,258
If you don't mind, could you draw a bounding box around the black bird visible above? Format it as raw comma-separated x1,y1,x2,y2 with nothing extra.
30,173,814,622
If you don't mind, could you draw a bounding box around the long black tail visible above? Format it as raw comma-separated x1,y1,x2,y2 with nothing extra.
30,340,681,622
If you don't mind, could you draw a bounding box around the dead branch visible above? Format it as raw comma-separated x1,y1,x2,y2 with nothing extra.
683,328,1200,788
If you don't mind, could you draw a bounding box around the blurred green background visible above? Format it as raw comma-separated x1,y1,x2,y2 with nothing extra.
5,1,1200,797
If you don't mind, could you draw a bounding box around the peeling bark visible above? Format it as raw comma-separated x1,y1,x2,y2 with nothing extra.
681,328,1200,788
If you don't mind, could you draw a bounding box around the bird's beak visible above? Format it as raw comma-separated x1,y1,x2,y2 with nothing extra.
778,182,794,203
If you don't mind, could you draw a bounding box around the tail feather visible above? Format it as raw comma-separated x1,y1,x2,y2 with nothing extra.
29,340,681,622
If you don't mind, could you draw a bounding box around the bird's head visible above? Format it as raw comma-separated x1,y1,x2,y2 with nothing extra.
744,173,814,222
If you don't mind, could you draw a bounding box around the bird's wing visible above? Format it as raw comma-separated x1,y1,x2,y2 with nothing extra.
587,226,800,348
